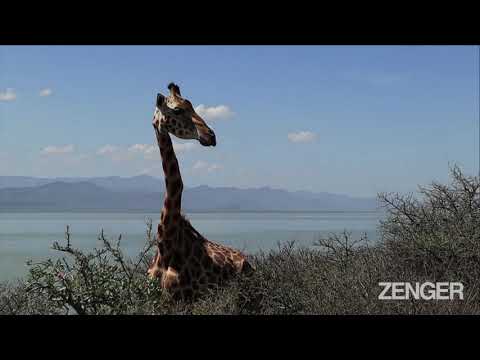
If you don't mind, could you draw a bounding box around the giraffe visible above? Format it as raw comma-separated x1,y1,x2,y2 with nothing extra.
153,82,217,146
147,84,254,301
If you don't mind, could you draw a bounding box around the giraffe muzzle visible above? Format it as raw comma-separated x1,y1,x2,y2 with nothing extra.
199,129,216,147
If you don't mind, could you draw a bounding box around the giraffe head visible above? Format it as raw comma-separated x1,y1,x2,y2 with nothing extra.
154,83,216,147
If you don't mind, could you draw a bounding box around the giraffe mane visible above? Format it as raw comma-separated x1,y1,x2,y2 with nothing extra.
157,214,203,244
179,215,204,241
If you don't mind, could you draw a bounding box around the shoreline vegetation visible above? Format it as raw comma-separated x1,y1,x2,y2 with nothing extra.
1,165,479,315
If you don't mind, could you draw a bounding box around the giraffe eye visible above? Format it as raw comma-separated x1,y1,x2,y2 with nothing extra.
173,107,184,115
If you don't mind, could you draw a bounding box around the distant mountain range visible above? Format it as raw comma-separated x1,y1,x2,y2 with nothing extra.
0,175,164,193
0,176,379,212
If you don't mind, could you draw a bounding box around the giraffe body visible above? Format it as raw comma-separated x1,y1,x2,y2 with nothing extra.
148,215,254,300
147,84,253,301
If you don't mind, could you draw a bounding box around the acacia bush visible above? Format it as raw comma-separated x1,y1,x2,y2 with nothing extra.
379,165,480,282
1,165,479,315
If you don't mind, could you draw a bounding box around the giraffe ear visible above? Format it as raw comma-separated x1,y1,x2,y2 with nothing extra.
167,82,181,96
156,93,166,107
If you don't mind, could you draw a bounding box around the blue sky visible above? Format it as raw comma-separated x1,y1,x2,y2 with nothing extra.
0,46,478,197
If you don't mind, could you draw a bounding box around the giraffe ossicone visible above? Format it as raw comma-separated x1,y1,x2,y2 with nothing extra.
148,83,254,301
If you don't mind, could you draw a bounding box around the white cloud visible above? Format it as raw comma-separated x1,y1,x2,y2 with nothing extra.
96,141,196,162
128,144,155,154
128,144,157,160
41,144,75,155
97,145,132,162
173,142,196,153
208,164,222,172
195,104,234,121
287,131,317,143
128,142,196,160
192,161,208,170
39,88,53,97
97,144,119,155
192,160,222,173
0,88,16,102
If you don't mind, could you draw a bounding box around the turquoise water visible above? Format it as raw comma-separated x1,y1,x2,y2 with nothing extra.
0,211,384,282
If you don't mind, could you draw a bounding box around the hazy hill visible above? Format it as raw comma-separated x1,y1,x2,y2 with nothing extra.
0,175,164,193
0,177,379,212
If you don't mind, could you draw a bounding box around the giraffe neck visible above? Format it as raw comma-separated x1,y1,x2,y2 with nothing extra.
153,121,184,251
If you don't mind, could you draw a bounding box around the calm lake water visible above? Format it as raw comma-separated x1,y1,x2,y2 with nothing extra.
0,211,385,282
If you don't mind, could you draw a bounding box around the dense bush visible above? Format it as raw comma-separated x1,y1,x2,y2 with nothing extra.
1,165,479,315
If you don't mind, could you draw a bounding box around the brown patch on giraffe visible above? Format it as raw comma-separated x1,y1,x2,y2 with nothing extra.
182,238,192,258
157,241,166,256
185,249,195,264
166,149,174,162
192,242,203,259
173,196,182,212
159,144,166,155
164,198,171,210
213,253,225,266
169,162,177,175
233,261,243,271
190,267,200,279
182,268,191,285
169,251,181,269
163,215,171,228
232,254,243,262
166,226,177,239
161,254,171,269
205,246,214,256
172,212,180,224
175,230,184,247
201,254,213,270
170,178,182,192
